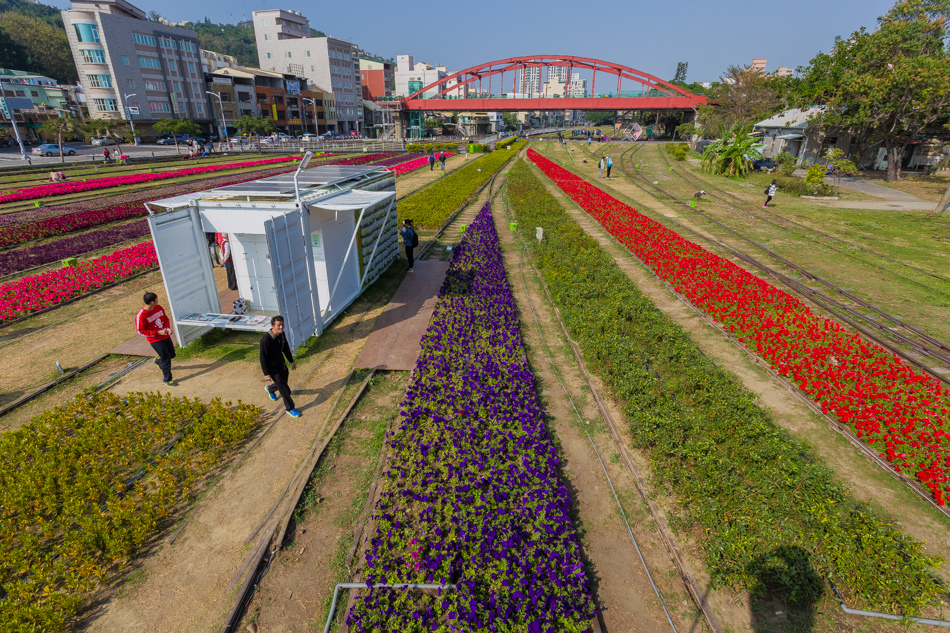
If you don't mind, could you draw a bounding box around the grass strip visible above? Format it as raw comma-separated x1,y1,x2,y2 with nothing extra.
397,142,524,228
506,159,943,615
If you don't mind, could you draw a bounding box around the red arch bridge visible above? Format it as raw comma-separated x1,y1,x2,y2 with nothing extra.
378,55,708,113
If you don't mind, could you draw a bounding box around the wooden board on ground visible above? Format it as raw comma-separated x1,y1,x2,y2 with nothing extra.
354,261,448,370
107,288,239,356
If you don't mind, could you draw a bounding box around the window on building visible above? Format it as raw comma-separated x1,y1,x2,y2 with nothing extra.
196,103,204,115
219,93,231,102
138,57,162,70
86,74,112,88
305,50,310,57
144,79,166,91
148,101,172,113
30,90,39,97
127,79,135,89
311,65,315,71
187,62,196,73
173,82,181,94
132,33,156,46
257,93,267,102
264,34,270,41
81,49,107,64
13,90,24,96
276,109,285,119
262,18,269,26
273,95,283,104
285,51,291,58
93,98,118,112
265,52,273,59
74,23,100,43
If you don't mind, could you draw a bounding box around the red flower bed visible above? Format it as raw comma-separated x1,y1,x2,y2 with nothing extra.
0,156,309,204
387,153,455,176
527,148,950,504
0,241,157,321
330,153,396,166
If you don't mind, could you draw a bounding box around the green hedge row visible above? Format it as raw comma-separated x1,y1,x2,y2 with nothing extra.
405,142,458,153
506,159,942,614
398,141,524,228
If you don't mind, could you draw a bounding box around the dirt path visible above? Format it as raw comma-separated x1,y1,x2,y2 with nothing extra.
492,185,700,633
81,272,403,633
246,370,408,633
521,150,950,578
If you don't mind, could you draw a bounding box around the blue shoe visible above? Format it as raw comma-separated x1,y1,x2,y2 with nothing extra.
265,386,278,402
287,408,302,418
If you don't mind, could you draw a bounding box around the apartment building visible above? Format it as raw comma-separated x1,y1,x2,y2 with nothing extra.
252,9,361,133
359,58,393,101
62,0,211,128
200,49,240,75
394,55,447,98
208,66,335,135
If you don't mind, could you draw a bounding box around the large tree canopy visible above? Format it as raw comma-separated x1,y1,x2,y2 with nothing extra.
696,65,780,136
790,0,950,180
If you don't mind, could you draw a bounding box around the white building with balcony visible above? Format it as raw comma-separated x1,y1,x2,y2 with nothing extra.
252,8,361,133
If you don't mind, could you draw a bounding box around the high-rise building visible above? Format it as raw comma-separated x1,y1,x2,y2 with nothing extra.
359,58,393,101
568,72,587,98
750,58,768,73
394,55,450,98
774,65,794,78
252,8,362,133
62,0,210,125
519,66,540,96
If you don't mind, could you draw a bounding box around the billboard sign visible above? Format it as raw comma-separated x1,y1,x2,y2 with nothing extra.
286,80,300,95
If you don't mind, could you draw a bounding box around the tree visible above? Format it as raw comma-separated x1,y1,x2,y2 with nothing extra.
0,13,76,83
791,0,950,180
697,65,780,136
584,111,615,126
700,125,764,178
39,115,81,163
502,113,519,131
672,61,688,83
235,115,276,153
153,118,182,153
86,119,132,153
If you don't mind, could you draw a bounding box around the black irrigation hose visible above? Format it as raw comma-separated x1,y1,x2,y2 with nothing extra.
585,143,950,386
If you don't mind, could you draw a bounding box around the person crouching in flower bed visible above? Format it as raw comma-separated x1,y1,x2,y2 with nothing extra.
135,291,177,386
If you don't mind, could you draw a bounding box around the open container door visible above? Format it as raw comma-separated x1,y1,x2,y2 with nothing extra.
265,210,321,352
147,205,219,346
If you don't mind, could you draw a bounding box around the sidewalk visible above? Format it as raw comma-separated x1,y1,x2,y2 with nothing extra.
793,170,933,210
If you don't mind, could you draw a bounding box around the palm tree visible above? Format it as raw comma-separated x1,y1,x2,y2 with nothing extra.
700,125,764,179
39,116,80,163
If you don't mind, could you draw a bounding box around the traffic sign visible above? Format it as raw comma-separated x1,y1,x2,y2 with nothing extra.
126,106,140,115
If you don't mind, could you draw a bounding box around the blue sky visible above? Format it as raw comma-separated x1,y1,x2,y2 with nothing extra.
49,0,895,82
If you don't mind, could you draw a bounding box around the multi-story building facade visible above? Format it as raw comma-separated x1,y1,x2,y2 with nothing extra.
394,55,449,98
252,8,361,133
359,58,393,101
568,72,587,98
200,49,239,75
62,0,212,131
518,66,540,97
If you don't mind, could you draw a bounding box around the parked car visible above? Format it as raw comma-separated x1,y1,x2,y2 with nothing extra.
156,136,185,145
752,157,777,171
32,144,77,156
90,137,118,146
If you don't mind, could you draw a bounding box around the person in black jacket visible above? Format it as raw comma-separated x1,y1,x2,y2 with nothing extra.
260,315,301,418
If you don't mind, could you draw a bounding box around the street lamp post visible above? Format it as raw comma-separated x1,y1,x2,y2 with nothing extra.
123,93,137,144
0,80,30,161
206,91,227,147
301,98,318,135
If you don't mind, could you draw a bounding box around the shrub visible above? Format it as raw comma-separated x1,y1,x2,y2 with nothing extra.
405,143,423,153
774,151,797,176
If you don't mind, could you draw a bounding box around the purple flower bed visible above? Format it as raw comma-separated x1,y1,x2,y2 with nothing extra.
370,153,423,168
0,219,149,276
347,203,595,632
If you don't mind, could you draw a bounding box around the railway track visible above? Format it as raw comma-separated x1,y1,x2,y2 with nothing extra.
574,141,950,385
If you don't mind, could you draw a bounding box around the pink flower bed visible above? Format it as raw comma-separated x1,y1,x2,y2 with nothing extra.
387,153,455,176
0,241,157,322
0,156,310,204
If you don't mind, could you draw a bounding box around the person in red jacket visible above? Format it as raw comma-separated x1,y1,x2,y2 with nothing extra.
135,291,177,386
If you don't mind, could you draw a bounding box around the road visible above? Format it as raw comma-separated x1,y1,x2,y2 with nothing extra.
0,142,189,166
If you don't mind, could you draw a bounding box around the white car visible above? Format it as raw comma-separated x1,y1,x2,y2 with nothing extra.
32,144,77,156
90,137,118,146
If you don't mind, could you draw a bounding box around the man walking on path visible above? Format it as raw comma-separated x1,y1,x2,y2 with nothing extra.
400,220,417,272
136,292,177,386
597,157,604,178
260,316,301,418
219,234,237,291
606,155,613,178
438,150,446,172
428,150,436,171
